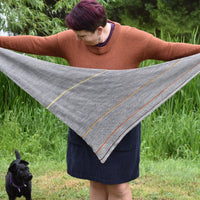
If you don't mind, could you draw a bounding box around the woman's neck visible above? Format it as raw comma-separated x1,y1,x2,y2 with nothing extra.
100,22,111,43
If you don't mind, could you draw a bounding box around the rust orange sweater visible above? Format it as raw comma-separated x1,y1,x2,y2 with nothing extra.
1,21,200,70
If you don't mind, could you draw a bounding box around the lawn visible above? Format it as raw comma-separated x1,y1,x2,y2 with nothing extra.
0,158,199,200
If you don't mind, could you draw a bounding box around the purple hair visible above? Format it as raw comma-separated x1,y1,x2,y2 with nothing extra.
66,0,107,32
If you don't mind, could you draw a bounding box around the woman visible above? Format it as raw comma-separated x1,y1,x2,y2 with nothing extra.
1,0,200,199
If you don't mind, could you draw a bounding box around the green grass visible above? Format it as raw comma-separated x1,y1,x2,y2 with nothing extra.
0,159,199,200
0,105,68,162
141,103,200,160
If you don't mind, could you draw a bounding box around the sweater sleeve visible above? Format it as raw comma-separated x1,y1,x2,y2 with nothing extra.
0,30,74,58
143,34,200,61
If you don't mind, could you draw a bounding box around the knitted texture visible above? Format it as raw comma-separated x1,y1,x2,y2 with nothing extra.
0,47,199,163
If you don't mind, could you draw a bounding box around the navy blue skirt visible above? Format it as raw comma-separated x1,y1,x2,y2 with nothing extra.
67,123,141,185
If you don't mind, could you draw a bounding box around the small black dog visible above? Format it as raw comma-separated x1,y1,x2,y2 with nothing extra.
5,149,33,200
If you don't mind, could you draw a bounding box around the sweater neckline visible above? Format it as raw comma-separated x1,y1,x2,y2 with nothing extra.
86,20,120,55
96,22,115,47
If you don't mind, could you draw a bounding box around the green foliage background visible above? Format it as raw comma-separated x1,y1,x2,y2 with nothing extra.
106,0,200,38
1,0,200,37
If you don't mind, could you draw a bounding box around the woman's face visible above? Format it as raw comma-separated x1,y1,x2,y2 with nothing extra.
74,27,102,46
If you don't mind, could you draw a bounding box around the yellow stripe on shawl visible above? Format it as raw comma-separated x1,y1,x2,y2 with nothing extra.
46,70,107,109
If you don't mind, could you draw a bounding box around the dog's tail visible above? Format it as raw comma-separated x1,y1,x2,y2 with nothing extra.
15,149,21,160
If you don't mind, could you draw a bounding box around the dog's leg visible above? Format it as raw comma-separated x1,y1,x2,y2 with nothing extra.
8,194,16,200
24,185,32,200
25,194,32,200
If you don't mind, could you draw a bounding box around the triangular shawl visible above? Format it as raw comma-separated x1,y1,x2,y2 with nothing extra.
0,47,199,163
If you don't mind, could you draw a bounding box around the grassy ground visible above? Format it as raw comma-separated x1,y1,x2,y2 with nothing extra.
0,158,199,200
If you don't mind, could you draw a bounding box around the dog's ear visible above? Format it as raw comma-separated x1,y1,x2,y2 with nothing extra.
9,162,17,173
20,160,29,165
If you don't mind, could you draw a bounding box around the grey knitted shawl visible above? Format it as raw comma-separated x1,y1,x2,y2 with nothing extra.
0,47,199,163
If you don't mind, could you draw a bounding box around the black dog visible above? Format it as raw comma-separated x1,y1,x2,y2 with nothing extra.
5,149,33,200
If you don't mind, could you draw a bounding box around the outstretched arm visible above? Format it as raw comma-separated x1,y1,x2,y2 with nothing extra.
0,33,61,57
144,35,200,61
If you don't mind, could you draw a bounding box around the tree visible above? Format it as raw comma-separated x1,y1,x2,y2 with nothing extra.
105,0,157,32
149,0,200,37
0,0,108,36
105,0,200,38
0,0,63,35
0,0,199,38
